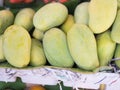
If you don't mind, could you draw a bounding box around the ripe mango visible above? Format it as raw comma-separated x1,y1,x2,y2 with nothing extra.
33,2,68,32
43,28,74,67
0,10,14,34
14,8,35,31
89,0,117,34
30,38,46,67
3,25,31,68
67,24,99,70
96,30,116,66
32,28,44,41
74,2,89,25
111,9,120,43
60,14,75,34
114,44,120,68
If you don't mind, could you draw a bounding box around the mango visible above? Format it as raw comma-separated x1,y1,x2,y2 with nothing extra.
14,8,35,31
60,14,74,34
3,25,31,68
89,0,117,34
67,24,99,70
74,2,89,25
117,0,120,8
96,30,116,66
43,28,74,67
32,28,44,41
30,38,46,66
0,35,5,62
111,9,120,43
33,2,68,32
114,44,120,68
0,10,14,34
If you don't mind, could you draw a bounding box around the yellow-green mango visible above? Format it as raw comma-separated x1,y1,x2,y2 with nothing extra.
74,2,89,25
96,30,116,66
0,35,5,62
30,38,46,66
14,8,35,31
89,0,117,34
3,25,31,68
60,14,75,34
111,9,120,43
43,28,74,67
33,2,68,32
114,44,120,68
32,28,44,41
0,10,14,34
67,24,99,70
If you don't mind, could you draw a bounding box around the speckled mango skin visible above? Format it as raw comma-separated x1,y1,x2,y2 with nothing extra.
30,38,46,66
0,10,14,34
89,0,117,34
96,30,116,66
3,25,31,68
33,2,68,32
67,24,99,70
14,8,35,31
43,28,74,68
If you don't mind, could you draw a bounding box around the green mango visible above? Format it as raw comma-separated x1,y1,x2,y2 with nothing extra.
111,9,120,43
67,24,99,70
0,10,14,34
114,44,120,68
33,2,68,32
14,8,35,31
43,28,74,67
96,30,116,66
30,38,46,66
74,2,89,25
89,0,117,34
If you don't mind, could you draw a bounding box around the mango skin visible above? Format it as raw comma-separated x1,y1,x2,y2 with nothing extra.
74,2,89,25
89,0,117,34
67,24,99,70
111,9,120,43
114,44,120,68
33,2,68,32
30,38,46,66
32,28,44,41
96,30,116,66
60,14,75,34
0,10,14,34
14,8,35,31
3,25,31,68
43,28,74,68
0,35,5,62
117,0,120,8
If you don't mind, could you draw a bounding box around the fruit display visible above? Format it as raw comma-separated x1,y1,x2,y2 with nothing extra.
0,0,120,89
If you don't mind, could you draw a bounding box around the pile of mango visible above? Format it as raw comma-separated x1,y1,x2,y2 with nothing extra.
0,0,120,72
